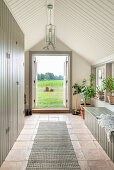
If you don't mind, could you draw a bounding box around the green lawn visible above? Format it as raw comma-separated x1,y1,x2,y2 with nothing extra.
36,80,65,108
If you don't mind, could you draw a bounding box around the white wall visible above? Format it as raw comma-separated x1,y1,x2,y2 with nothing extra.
112,62,114,78
25,38,91,110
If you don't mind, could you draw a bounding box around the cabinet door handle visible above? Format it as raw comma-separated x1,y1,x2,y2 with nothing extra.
16,81,19,85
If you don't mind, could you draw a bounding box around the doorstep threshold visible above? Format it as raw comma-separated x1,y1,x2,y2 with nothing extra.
32,108,70,113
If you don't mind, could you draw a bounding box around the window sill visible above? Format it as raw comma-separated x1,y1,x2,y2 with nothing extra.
91,98,114,112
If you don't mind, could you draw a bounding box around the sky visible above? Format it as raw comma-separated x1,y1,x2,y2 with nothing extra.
36,56,66,76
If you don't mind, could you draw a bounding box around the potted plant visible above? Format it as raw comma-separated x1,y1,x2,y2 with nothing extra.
72,83,82,115
97,86,104,100
80,74,96,119
103,76,114,104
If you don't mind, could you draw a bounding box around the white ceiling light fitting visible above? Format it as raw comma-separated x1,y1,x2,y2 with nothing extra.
43,4,56,50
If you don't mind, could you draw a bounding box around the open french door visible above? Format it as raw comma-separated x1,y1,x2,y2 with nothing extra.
63,56,69,108
32,56,37,108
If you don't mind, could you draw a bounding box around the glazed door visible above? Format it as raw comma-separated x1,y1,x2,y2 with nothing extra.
63,56,69,108
32,57,37,108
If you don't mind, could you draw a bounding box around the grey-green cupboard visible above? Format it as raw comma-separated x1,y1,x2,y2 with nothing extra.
0,0,24,166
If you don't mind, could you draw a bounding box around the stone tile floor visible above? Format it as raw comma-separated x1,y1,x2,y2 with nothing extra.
0,113,114,170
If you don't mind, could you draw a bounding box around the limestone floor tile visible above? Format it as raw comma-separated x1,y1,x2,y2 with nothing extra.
5,150,30,161
39,118,48,121
107,160,114,169
24,124,36,129
78,160,90,170
79,141,97,150
82,148,109,161
0,161,28,170
76,134,93,141
71,122,85,126
59,118,66,121
87,160,114,170
17,134,35,141
59,117,69,121
74,149,86,160
39,115,49,117
35,123,40,128
1,113,114,170
34,128,38,134
20,129,35,135
12,141,33,150
49,114,59,118
67,124,72,129
69,128,91,134
65,120,71,124
99,149,111,160
70,134,78,140
89,134,96,141
24,120,38,125
71,140,81,149
72,124,87,129
93,141,104,150
49,118,59,121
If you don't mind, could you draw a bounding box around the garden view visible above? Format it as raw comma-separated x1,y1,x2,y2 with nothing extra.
36,72,65,108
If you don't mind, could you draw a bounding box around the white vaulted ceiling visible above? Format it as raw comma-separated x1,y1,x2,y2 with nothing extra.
4,0,114,64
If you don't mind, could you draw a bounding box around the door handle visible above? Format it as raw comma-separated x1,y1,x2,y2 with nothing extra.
16,81,19,85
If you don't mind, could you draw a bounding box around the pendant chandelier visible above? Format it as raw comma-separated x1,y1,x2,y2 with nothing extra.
43,4,56,50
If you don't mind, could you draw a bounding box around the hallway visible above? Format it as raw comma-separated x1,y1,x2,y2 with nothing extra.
1,114,114,170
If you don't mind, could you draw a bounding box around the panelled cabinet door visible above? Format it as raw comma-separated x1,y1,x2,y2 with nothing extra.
17,39,24,134
0,28,9,165
7,30,13,151
0,0,24,166
9,34,18,147
0,27,2,166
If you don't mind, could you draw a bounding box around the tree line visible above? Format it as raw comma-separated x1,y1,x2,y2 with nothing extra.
37,72,63,81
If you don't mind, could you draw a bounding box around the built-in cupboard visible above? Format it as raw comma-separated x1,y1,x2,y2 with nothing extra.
0,0,24,166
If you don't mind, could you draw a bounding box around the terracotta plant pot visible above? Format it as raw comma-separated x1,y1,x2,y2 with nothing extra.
80,103,91,119
98,92,104,100
45,86,49,92
107,96,114,105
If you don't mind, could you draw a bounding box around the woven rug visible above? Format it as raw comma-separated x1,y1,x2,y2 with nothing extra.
26,122,81,169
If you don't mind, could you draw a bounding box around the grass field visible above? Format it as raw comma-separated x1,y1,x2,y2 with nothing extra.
36,80,65,108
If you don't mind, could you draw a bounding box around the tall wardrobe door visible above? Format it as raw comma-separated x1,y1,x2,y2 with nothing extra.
0,27,3,166
17,40,24,134
11,37,18,142
7,31,12,151
0,28,9,165
8,32,18,150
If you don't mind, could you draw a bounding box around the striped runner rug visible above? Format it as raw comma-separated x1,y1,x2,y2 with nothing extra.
26,122,81,169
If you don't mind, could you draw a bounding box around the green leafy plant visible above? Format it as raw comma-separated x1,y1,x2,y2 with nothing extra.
103,76,114,96
72,83,82,95
81,74,96,105
72,83,82,113
97,86,104,93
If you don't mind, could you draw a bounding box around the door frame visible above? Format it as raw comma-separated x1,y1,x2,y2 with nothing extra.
29,51,72,112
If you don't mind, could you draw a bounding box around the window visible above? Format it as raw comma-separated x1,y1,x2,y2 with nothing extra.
96,66,105,89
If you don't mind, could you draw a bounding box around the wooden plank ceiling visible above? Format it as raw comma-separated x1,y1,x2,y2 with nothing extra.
4,0,114,64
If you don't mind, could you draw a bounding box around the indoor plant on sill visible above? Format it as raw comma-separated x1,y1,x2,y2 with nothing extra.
72,83,82,115
97,86,104,100
103,76,114,105
80,74,96,119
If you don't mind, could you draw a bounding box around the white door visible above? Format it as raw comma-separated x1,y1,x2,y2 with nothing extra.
63,56,69,108
32,57,37,108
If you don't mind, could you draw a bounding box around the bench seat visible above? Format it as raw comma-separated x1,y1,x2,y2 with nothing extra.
84,107,114,162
